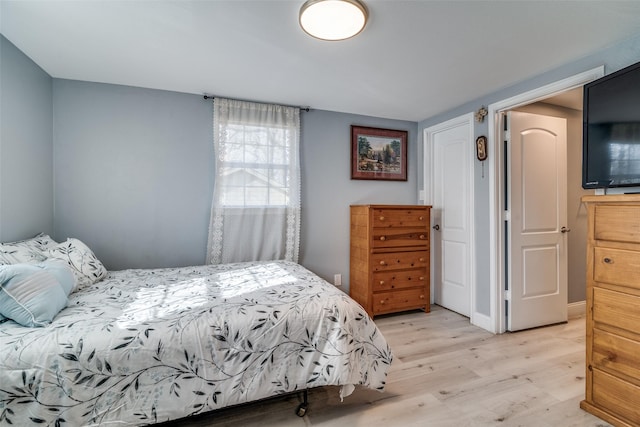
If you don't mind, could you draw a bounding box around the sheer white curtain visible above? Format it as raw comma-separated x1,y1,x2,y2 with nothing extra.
206,98,301,264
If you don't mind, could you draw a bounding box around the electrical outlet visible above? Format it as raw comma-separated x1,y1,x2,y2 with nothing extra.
333,274,342,287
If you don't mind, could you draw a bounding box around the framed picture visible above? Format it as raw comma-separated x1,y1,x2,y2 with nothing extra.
351,125,408,181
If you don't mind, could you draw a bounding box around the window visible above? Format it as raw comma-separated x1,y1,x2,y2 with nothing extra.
206,99,301,264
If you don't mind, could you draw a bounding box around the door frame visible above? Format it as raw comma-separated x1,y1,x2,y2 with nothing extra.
423,112,476,324
487,66,604,333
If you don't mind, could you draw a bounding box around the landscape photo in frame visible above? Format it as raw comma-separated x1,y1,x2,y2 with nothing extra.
351,125,407,181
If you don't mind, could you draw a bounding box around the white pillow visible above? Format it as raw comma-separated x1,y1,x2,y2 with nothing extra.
0,233,58,265
46,238,107,288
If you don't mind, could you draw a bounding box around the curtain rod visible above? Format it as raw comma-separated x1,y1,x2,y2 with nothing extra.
203,95,310,112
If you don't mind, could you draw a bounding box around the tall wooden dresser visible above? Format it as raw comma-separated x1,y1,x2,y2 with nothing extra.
350,204,431,317
581,195,640,427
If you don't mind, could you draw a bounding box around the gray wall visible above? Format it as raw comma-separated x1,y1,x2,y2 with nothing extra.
52,80,418,284
418,32,640,315
52,80,214,270
0,35,53,242
300,110,418,286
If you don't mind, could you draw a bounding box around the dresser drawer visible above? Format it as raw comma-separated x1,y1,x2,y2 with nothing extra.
593,328,640,381
373,268,427,292
372,251,428,272
594,247,640,290
372,207,428,228
593,288,640,336
372,228,428,249
373,288,428,314
592,369,640,425
594,205,640,244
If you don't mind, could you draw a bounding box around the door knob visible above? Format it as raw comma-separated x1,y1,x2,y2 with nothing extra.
561,226,571,233
433,224,440,231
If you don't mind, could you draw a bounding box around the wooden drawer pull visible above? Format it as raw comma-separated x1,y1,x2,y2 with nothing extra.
379,260,386,266
380,300,385,305
379,216,385,221
380,236,386,241
603,257,613,264
379,280,385,285
419,216,424,221
419,276,425,281
419,234,426,239
419,258,425,262
420,295,425,299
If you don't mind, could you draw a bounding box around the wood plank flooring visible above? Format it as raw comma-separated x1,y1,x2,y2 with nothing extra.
167,306,612,427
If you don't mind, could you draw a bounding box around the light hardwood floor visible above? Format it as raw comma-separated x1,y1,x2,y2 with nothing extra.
168,306,612,427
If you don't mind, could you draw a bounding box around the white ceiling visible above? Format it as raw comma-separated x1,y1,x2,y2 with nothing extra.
2,1,640,122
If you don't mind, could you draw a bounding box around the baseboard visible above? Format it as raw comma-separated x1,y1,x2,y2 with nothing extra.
568,301,586,319
471,302,584,334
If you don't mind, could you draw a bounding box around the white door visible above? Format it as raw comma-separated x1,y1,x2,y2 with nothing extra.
506,111,568,331
432,120,473,317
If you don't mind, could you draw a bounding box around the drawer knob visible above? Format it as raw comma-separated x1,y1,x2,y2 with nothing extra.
380,300,385,305
379,216,385,221
419,276,425,281
419,234,426,239
380,236,386,241
379,280,385,285
420,295,425,299
419,258,425,262
419,216,424,221
380,260,386,266
603,257,613,264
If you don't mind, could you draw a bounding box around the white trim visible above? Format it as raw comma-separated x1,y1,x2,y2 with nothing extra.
568,301,586,319
488,66,604,334
471,311,493,332
423,113,477,327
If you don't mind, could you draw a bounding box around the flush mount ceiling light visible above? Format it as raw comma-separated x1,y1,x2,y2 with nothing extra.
299,0,368,41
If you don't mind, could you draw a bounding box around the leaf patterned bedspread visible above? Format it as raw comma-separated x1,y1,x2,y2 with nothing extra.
0,261,392,426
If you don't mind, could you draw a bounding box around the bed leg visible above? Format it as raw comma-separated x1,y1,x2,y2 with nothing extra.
295,389,309,417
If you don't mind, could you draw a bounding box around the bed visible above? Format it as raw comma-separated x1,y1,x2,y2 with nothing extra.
0,238,392,426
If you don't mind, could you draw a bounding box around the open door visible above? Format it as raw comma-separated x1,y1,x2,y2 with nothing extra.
505,111,568,331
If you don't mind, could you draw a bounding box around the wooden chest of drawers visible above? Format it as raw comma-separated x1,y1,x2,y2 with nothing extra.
581,195,640,427
350,204,431,317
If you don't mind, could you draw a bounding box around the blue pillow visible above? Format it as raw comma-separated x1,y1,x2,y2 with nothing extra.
35,260,77,294
0,263,73,327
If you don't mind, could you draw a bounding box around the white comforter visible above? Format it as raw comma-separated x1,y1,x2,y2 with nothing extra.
0,261,392,426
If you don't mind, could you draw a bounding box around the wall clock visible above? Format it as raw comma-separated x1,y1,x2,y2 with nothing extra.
476,136,488,161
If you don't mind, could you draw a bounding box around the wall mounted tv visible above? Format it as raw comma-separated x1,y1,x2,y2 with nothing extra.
582,60,640,189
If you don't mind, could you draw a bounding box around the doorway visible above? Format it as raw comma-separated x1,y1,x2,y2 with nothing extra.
487,66,604,333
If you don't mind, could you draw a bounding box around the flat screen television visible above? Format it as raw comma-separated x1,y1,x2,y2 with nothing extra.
582,60,640,189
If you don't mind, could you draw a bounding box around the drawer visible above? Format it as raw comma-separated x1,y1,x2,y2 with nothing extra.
593,328,640,381
373,268,427,292
373,288,428,314
594,205,640,244
593,288,640,336
372,228,428,249
372,251,429,272
372,207,428,228
592,369,640,425
594,247,640,290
